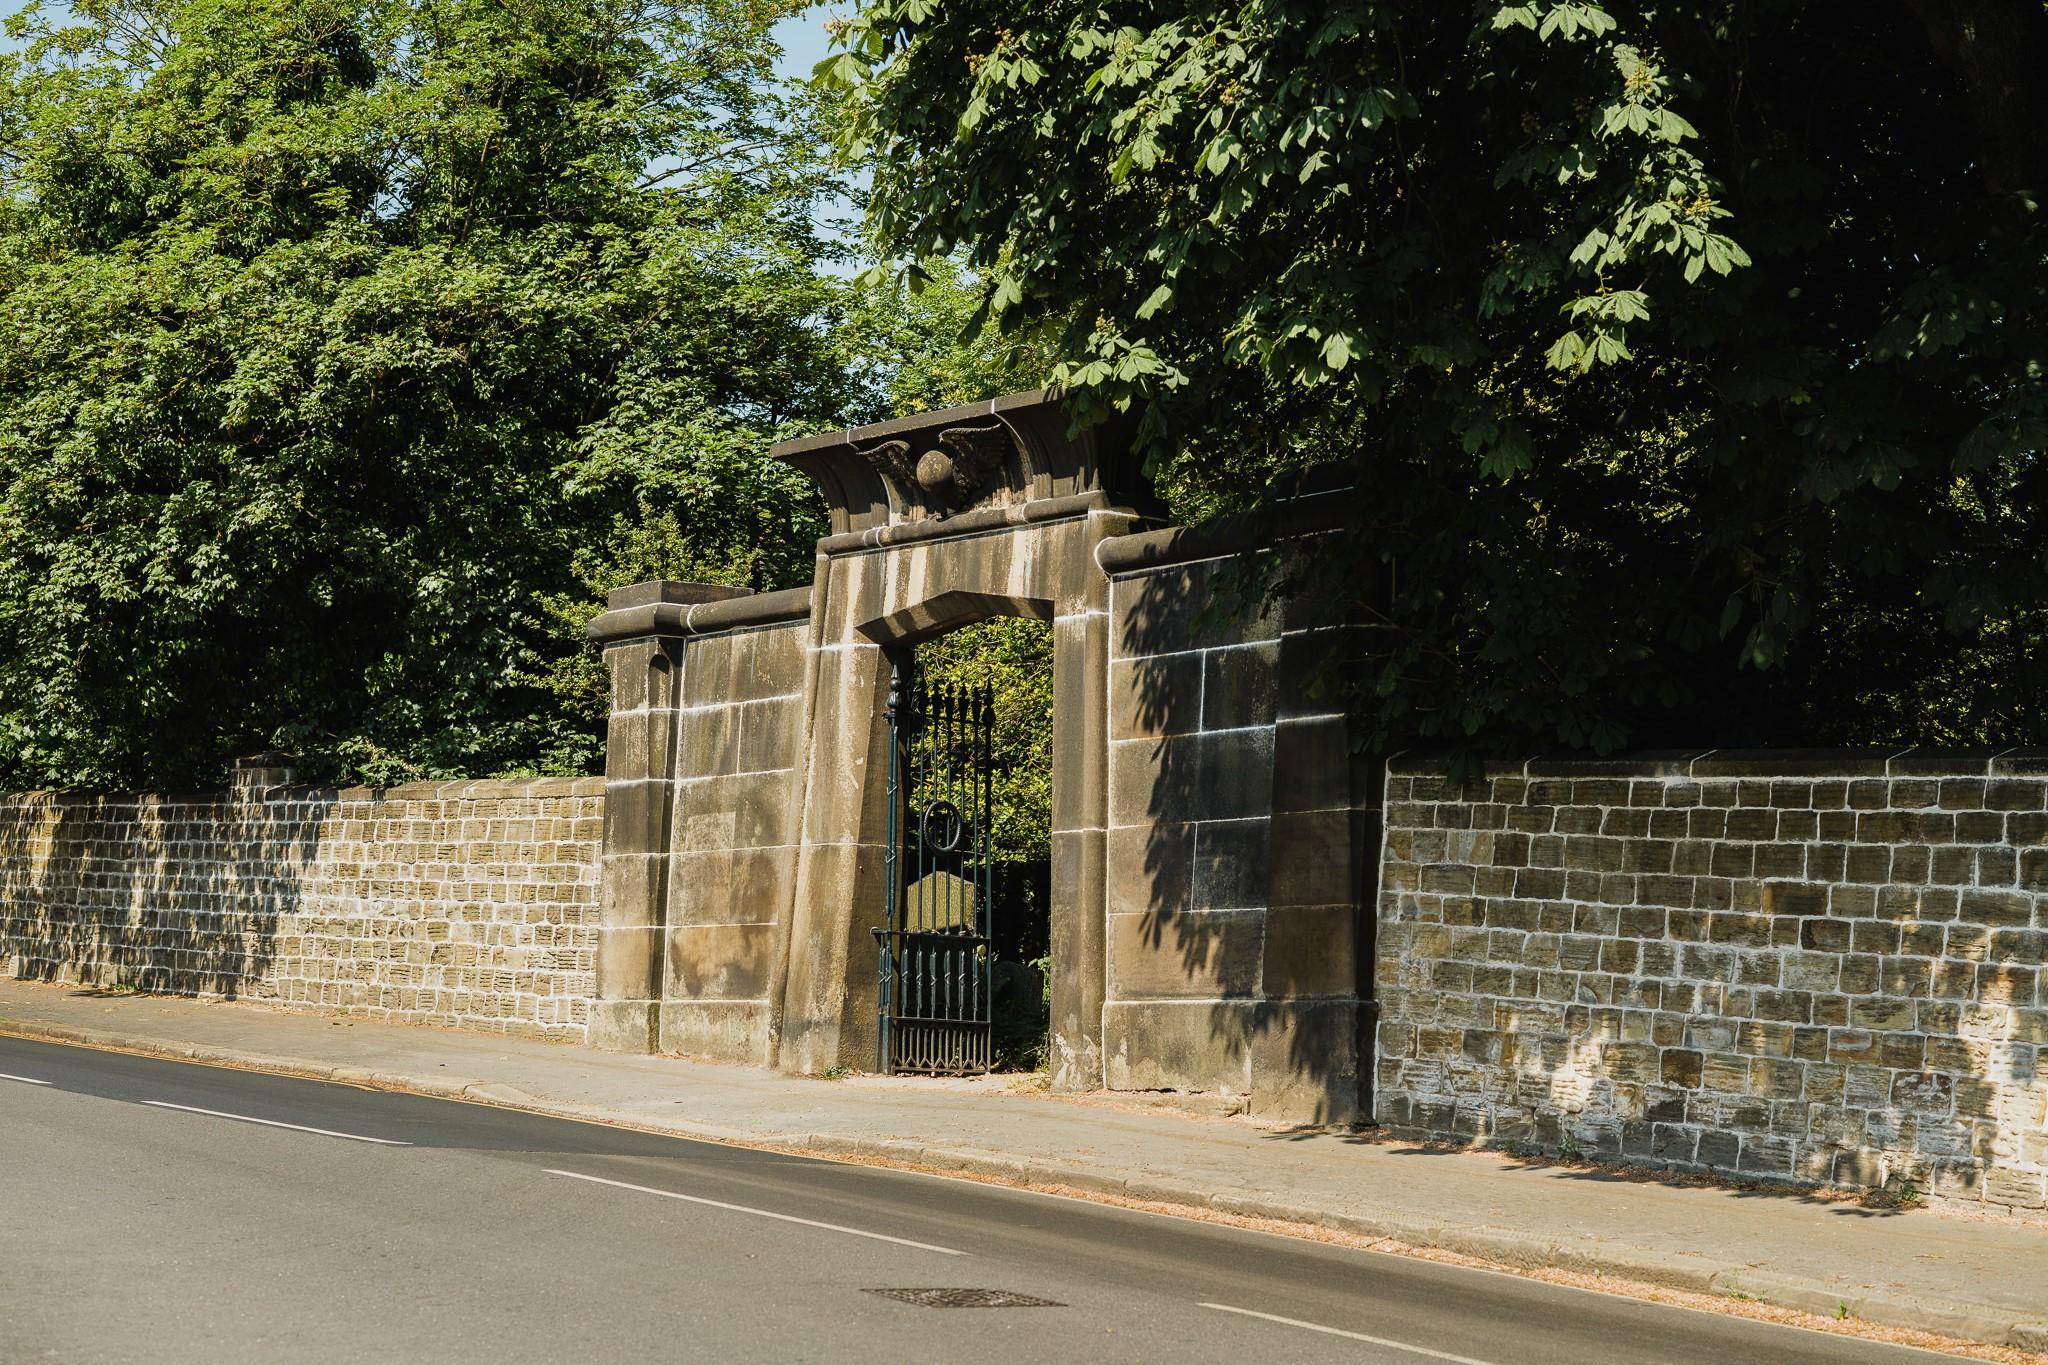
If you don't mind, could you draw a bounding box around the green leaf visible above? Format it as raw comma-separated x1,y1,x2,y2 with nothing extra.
1544,330,1587,369
1136,283,1174,319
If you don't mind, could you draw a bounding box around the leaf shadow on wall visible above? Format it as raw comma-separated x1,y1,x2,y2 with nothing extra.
1116,557,1373,1125
0,791,331,1003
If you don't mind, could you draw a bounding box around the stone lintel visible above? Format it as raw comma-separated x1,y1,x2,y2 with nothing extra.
816,492,1116,556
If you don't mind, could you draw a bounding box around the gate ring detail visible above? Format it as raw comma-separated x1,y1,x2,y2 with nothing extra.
917,798,969,854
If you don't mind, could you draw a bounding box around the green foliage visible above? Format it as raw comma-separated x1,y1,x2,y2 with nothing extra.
914,616,1052,863
0,0,849,788
839,253,1052,420
989,950,1051,1073
824,1,2048,751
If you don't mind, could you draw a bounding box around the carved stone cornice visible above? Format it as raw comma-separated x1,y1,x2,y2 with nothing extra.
770,390,1156,538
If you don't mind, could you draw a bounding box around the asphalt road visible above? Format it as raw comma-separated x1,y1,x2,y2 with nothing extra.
0,1034,1948,1364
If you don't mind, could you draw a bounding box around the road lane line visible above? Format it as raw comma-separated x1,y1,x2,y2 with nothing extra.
544,1168,967,1256
139,1101,411,1146
1199,1303,1503,1365
0,1072,51,1085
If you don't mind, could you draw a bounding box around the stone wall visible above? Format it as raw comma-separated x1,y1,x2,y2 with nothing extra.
1102,536,1374,1121
664,616,810,1061
585,581,810,1055
1375,752,2048,1216
0,779,604,1041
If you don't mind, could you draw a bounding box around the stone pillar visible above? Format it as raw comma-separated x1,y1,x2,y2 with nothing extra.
1255,620,1367,1124
586,580,750,1052
1049,604,1109,1091
775,550,895,1074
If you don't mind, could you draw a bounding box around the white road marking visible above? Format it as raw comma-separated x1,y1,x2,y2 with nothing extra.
0,1072,51,1086
1199,1303,1504,1365
544,1168,967,1256
139,1100,411,1146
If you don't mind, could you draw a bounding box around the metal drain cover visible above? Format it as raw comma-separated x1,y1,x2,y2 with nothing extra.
864,1288,1064,1309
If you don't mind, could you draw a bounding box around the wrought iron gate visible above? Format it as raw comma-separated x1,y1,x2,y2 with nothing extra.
875,658,997,1074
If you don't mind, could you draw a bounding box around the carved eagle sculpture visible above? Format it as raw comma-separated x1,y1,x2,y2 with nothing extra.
858,421,1015,514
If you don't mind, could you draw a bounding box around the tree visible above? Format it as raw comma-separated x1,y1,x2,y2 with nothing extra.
823,1,2048,753
837,251,1053,418
0,0,847,787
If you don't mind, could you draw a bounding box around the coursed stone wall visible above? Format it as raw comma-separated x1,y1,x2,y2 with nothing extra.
1375,752,2048,1217
1103,538,1374,1121
0,779,604,1041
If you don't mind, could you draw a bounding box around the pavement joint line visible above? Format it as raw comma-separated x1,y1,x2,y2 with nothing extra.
1198,1302,1503,1364
139,1100,412,1146
542,1168,969,1256
0,1071,51,1085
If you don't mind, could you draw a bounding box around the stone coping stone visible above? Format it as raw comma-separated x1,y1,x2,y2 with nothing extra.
766,388,1055,460
603,580,752,612
684,586,813,635
1389,747,2048,780
0,777,606,804
1096,492,1350,576
587,585,812,643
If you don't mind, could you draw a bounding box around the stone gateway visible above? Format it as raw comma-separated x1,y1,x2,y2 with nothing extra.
585,391,1375,1122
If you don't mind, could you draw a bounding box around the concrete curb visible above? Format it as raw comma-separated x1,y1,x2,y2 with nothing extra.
6,1014,2045,1354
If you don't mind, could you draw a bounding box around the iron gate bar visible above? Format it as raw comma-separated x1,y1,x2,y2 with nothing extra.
874,654,998,1075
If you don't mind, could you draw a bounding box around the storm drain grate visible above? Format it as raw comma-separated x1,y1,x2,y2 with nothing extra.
864,1288,1065,1309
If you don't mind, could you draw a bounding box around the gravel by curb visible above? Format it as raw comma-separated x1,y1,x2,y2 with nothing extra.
5,1014,2044,1355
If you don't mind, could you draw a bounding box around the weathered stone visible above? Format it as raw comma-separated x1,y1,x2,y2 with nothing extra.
665,922,779,1000
1269,809,1355,909
1108,909,1264,998
1103,999,1254,1094
1202,642,1280,732
1375,753,2048,1214
1272,715,1355,816
1109,653,1202,741
1049,825,1107,1092
1190,818,1273,911
667,847,798,928
659,1000,773,1064
1249,999,1359,1124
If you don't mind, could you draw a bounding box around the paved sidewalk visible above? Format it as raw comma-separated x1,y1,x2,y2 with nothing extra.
2,978,2044,1353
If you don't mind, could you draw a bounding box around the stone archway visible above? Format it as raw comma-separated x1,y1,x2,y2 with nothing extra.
768,394,1156,1090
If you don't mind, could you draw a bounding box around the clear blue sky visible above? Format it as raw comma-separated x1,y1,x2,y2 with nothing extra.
773,4,842,85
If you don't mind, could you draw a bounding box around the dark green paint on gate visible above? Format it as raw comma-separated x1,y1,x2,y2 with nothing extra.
875,657,1000,1074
